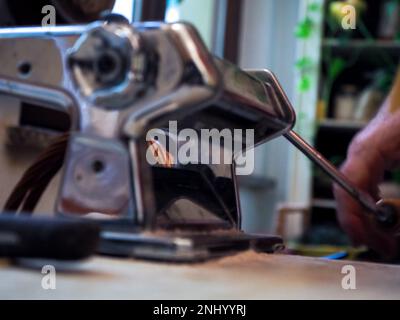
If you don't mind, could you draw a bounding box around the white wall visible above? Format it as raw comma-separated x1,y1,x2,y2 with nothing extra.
166,0,216,49
238,0,300,233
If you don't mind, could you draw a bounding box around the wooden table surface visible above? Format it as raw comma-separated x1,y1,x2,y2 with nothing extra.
0,251,399,299
0,121,399,300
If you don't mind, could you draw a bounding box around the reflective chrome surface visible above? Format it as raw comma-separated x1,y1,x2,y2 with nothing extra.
0,21,295,232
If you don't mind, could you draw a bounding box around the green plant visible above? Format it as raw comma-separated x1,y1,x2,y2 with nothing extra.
294,2,322,93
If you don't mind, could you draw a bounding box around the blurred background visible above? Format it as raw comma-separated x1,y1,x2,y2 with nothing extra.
0,0,399,258
139,0,399,256
160,0,400,257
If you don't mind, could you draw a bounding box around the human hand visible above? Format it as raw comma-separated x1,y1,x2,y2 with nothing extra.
334,70,400,259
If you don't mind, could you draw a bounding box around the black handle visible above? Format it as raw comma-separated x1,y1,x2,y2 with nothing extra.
0,215,100,260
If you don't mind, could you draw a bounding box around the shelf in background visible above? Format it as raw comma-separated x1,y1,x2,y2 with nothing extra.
237,175,275,191
312,198,337,210
318,118,368,130
322,38,400,50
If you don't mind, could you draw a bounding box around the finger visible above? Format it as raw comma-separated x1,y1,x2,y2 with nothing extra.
334,155,398,258
334,181,368,246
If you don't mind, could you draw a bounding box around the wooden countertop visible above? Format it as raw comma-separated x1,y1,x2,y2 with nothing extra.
0,122,398,299
0,251,399,299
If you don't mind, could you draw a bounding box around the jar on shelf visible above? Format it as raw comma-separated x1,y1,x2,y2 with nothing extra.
378,0,400,40
333,85,358,121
